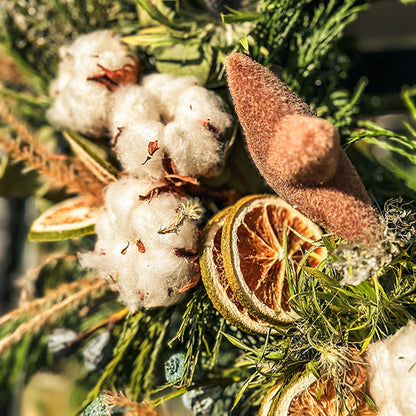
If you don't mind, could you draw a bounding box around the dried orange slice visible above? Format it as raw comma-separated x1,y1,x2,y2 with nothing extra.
221,195,325,325
260,357,376,415
200,208,274,334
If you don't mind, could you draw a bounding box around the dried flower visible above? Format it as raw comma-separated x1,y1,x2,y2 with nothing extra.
331,198,416,286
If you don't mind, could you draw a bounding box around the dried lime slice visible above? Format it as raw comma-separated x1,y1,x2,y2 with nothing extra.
261,361,375,415
221,195,325,325
63,131,118,184
200,208,274,334
28,196,102,241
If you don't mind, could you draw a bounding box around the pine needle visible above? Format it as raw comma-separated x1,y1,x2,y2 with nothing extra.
0,277,106,355
0,99,104,201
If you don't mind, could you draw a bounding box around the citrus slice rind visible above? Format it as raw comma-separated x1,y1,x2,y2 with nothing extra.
63,131,118,184
222,195,325,325
28,196,102,241
270,372,317,415
258,382,282,416
200,208,274,335
263,367,377,416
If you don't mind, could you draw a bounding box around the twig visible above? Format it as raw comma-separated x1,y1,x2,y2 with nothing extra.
104,391,157,416
0,278,107,355
0,99,104,201
72,307,129,344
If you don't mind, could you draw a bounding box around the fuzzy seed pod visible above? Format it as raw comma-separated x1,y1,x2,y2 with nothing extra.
226,53,381,243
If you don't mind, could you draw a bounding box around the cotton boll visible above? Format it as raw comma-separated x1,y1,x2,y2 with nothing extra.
142,74,200,122
367,321,416,416
79,214,131,276
103,177,164,236
48,78,112,137
110,85,161,133
163,117,222,176
117,247,193,311
130,193,199,252
114,121,165,179
58,30,135,77
175,85,233,133
48,30,137,137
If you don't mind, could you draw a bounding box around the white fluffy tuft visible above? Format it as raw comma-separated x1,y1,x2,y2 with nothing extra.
47,30,136,137
130,193,199,251
367,321,416,416
110,85,161,133
80,178,200,311
175,85,233,132
114,121,165,180
142,74,200,122
163,117,222,176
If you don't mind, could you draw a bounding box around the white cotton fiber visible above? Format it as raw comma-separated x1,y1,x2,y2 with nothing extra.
103,177,163,236
48,79,111,138
80,179,200,312
47,30,137,137
175,85,233,133
163,117,223,176
142,74,200,122
117,247,192,310
58,30,135,76
130,193,199,252
114,121,165,179
110,85,161,133
367,321,416,416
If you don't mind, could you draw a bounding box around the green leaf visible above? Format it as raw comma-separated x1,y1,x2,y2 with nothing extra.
222,332,258,354
63,131,118,183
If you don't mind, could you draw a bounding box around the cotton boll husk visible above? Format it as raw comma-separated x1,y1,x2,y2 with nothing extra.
114,121,165,179
367,321,416,416
47,78,112,137
103,177,165,236
142,74,200,122
130,193,199,252
163,117,223,176
117,247,192,311
110,85,161,133
175,85,233,133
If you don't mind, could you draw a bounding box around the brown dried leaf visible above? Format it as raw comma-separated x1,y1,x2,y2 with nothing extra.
87,63,140,92
148,140,159,156
176,272,201,294
113,127,124,147
165,174,200,187
136,239,146,253
121,242,130,255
